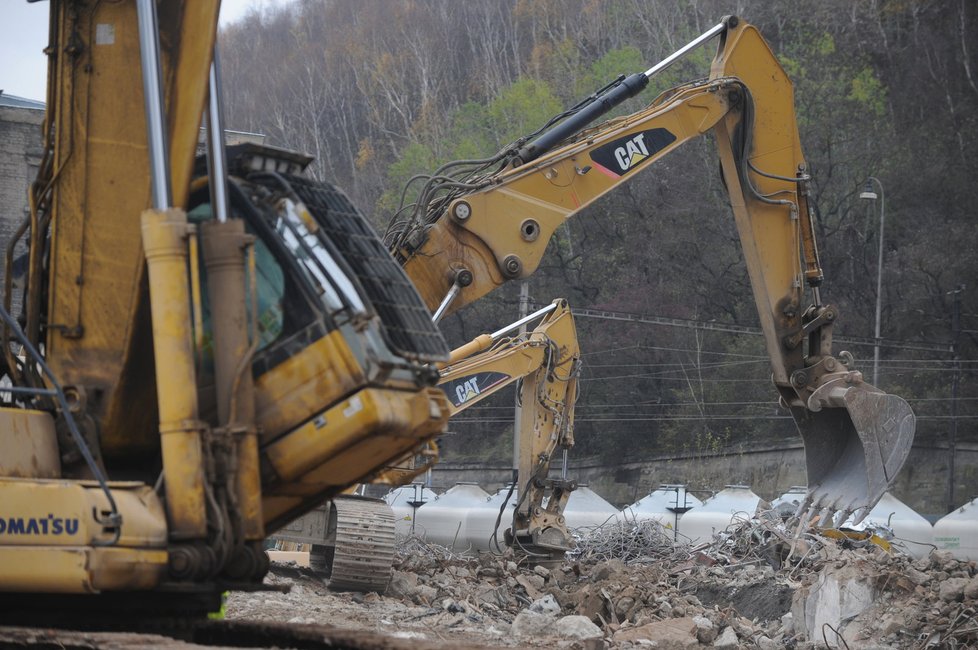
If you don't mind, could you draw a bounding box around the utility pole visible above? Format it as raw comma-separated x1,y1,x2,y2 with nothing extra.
513,282,530,481
859,177,885,386
947,284,964,512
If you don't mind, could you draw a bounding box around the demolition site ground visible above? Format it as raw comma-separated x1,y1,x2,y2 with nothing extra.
2,517,975,649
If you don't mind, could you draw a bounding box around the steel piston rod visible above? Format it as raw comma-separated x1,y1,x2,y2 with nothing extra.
642,20,728,79
135,0,171,210
490,302,558,340
431,282,462,324
206,49,231,224
517,19,729,164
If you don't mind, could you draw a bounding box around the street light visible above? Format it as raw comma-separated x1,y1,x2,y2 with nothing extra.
859,176,885,386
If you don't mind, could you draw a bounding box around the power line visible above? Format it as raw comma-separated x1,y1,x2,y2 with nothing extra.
559,305,955,354
461,395,978,408
581,374,773,383
581,344,767,359
585,358,768,378
462,399,784,409
877,358,978,364
451,415,795,423
450,414,978,424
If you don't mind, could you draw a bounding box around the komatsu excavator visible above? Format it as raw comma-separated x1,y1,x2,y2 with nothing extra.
0,0,450,616
388,15,916,529
0,0,913,619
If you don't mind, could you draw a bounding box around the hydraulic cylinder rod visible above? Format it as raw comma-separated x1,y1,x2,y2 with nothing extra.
516,19,728,164
135,0,171,210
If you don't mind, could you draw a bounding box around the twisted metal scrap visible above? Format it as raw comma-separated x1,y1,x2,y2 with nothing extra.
696,511,901,575
569,518,683,565
394,535,470,564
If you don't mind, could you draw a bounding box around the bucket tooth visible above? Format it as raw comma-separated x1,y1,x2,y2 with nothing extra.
792,381,915,528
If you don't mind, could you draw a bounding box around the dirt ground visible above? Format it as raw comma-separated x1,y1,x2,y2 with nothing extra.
228,563,518,648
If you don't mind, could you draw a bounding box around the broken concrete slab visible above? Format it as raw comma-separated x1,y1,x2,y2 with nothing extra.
965,576,978,600
711,626,738,649
612,617,699,649
530,594,562,616
938,577,970,601
386,570,418,600
512,609,557,637
555,615,603,640
794,562,877,641
691,615,716,644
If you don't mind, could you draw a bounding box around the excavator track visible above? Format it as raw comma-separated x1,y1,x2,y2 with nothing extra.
324,496,397,592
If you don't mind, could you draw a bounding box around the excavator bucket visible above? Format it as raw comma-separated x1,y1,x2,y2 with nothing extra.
792,380,915,527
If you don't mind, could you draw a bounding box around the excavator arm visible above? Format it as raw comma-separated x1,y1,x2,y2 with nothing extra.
437,300,580,561
392,17,915,525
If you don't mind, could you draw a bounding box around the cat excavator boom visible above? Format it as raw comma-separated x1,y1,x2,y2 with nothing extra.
388,16,915,525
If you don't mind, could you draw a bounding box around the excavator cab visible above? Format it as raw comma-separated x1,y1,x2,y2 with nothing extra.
184,143,453,532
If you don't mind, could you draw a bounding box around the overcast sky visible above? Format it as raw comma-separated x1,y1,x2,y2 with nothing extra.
0,0,295,102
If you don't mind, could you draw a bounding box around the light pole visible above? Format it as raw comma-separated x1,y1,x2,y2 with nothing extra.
947,284,964,512
859,177,885,386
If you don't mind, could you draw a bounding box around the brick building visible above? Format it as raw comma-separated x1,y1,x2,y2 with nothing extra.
0,92,44,315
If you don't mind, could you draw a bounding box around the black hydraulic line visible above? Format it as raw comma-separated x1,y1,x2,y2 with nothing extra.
515,72,650,164
514,18,732,165
0,303,122,545
489,473,518,554
2,386,57,397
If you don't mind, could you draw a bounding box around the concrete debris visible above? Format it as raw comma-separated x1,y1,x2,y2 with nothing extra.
796,561,877,641
228,512,978,648
965,577,978,600
555,615,604,640
938,577,970,602
691,615,716,644
711,626,738,649
512,609,556,638
530,594,563,616
613,617,700,649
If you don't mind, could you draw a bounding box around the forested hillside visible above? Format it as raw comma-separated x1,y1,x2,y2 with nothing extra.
219,0,978,463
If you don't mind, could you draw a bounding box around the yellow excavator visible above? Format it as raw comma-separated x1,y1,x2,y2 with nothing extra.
0,0,450,616
0,0,913,619
388,15,916,528
436,299,580,561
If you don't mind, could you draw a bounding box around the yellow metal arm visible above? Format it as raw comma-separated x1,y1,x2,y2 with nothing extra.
39,1,220,461
398,18,915,525
397,19,811,390
399,82,733,315
437,300,580,559
438,300,579,416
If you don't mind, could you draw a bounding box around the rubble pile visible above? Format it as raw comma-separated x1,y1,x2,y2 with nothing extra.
808,549,978,648
232,515,978,648
384,521,795,648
